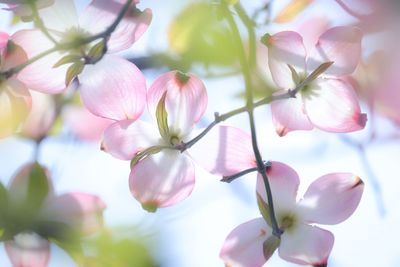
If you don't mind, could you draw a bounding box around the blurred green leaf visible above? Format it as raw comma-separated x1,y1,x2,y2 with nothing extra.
53,55,82,68
168,2,237,67
0,182,7,226
156,91,170,141
26,163,50,213
65,61,84,86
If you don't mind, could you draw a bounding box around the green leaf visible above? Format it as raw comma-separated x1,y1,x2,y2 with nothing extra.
257,192,272,227
53,55,82,68
26,163,50,213
88,41,106,60
262,235,280,261
156,91,170,141
300,61,334,87
287,64,300,84
130,146,163,169
65,61,84,86
0,182,8,225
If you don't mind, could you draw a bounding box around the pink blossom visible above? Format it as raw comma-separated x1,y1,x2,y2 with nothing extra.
12,0,152,121
102,71,255,210
220,161,364,267
1,163,106,266
0,31,31,139
265,26,366,136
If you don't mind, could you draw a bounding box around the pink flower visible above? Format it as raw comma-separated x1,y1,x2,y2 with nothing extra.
220,161,364,267
265,26,366,136
1,163,106,267
0,31,31,139
12,0,152,121
102,70,255,210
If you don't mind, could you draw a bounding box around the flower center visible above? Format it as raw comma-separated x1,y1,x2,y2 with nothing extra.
59,27,91,51
279,213,297,233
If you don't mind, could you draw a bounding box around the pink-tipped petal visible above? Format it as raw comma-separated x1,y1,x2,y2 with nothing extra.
220,218,271,267
5,232,50,267
308,26,362,76
147,71,207,137
63,105,113,142
188,125,256,177
79,0,152,52
12,30,68,94
298,173,364,225
279,223,333,266
44,192,106,235
129,151,195,209
79,55,146,121
271,92,313,136
304,78,366,133
266,31,307,89
37,0,78,32
256,161,300,212
102,119,159,160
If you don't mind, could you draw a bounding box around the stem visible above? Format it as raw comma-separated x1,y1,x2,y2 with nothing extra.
30,2,58,45
1,0,133,78
221,166,258,183
223,2,282,237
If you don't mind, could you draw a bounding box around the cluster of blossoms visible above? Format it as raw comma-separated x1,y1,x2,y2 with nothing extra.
0,0,370,266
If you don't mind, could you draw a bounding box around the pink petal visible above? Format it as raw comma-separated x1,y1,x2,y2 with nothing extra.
63,105,114,142
256,161,300,212
266,31,307,89
220,218,271,267
129,151,195,209
5,232,50,267
0,79,31,138
295,16,331,53
271,91,313,136
37,0,78,32
147,71,207,137
298,173,364,225
101,119,159,160
188,125,256,177
21,91,56,141
0,31,8,51
12,30,68,94
79,55,146,121
79,0,152,53
1,0,54,16
44,192,106,235
308,26,362,76
303,78,366,132
279,223,333,266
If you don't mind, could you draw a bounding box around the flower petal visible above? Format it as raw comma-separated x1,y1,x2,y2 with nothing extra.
308,26,362,76
5,232,50,267
298,173,364,225
101,119,159,160
188,125,256,177
147,71,207,138
256,161,300,212
79,55,146,121
0,79,31,138
63,105,113,142
266,31,307,89
271,91,313,136
79,0,152,52
38,0,78,32
304,78,366,132
12,30,68,94
43,192,106,235
129,151,195,209
220,218,271,267
279,223,333,266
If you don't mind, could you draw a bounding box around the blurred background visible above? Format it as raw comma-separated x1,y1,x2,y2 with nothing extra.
1,0,400,266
